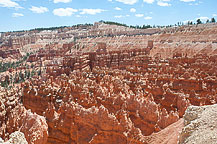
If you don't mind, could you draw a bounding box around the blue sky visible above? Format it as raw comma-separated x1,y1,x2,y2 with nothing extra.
0,0,216,32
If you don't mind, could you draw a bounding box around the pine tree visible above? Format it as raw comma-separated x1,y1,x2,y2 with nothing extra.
28,70,30,78
211,17,216,23
31,70,35,77
197,19,202,24
38,69,41,76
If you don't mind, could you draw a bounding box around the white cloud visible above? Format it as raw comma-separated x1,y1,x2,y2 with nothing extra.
53,0,71,3
143,0,155,4
115,7,122,10
196,16,209,21
114,14,129,18
29,6,49,13
0,0,22,9
144,16,152,20
114,15,124,18
12,12,23,17
157,1,171,6
115,0,138,5
180,0,195,2
135,14,144,17
130,8,136,12
53,8,78,16
80,9,105,15
213,14,217,17
108,0,112,1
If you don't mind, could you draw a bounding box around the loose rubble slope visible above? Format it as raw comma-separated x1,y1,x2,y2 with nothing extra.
179,104,217,144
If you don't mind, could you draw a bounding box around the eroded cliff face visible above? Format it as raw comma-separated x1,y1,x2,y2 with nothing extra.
22,52,216,143
0,23,217,144
77,23,217,58
0,90,48,144
22,71,179,143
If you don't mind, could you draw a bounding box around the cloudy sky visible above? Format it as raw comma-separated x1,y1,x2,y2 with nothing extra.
0,0,216,32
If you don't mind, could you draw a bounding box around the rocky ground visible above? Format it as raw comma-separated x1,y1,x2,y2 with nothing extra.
179,104,217,144
0,131,28,144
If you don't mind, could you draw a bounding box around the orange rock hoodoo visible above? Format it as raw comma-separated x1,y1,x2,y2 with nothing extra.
23,53,216,143
0,90,48,144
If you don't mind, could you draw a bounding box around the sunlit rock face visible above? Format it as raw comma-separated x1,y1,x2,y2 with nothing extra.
22,51,216,143
0,131,28,144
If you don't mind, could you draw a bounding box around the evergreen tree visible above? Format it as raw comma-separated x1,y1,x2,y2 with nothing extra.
196,19,202,24
211,17,216,23
31,70,35,77
1,81,5,87
177,22,180,26
19,71,24,82
15,72,19,83
10,74,13,85
38,69,42,76
27,70,30,79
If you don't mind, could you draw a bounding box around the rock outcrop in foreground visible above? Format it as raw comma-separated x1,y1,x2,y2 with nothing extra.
179,104,217,144
0,131,27,144
0,90,48,144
